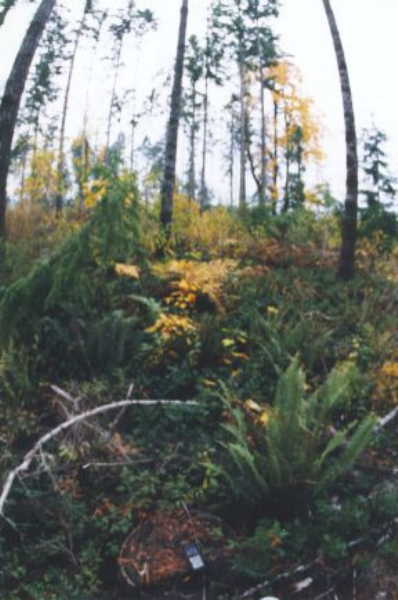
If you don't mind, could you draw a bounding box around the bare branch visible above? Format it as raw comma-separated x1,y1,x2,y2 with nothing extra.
50,385,78,405
82,459,153,469
375,406,398,432
0,398,197,519
109,383,135,431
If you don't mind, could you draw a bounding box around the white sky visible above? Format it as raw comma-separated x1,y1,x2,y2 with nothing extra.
1,0,398,203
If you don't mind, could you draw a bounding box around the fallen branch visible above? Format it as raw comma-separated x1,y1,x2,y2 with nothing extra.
82,459,153,469
241,559,316,598
0,398,197,519
374,405,398,433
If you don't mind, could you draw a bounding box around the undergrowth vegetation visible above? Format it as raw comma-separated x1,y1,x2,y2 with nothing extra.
2,177,398,598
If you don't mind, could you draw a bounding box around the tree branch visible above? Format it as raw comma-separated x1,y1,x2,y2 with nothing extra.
0,398,197,519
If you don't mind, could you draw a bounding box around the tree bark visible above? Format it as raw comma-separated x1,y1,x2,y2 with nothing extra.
259,75,267,206
188,82,197,202
105,39,123,163
160,0,189,232
199,71,209,210
229,103,235,208
282,104,291,213
271,96,279,214
322,0,358,280
0,0,56,245
238,57,247,214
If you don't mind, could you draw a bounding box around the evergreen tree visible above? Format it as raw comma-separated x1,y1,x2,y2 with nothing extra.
359,126,397,244
360,127,396,208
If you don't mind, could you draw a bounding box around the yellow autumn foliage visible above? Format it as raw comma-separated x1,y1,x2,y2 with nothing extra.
373,358,398,409
146,313,196,341
266,61,325,165
154,257,238,312
172,195,247,257
17,150,59,206
115,263,140,279
83,179,109,209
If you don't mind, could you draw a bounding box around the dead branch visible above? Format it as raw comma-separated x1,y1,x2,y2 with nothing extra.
375,405,398,432
82,459,153,469
109,383,134,432
0,398,197,519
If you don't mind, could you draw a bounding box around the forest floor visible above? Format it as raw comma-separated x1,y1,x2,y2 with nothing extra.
2,199,398,599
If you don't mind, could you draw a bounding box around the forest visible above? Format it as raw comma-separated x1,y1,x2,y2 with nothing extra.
1,0,398,598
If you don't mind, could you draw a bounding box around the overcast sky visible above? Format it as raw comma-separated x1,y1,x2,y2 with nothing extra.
1,0,398,203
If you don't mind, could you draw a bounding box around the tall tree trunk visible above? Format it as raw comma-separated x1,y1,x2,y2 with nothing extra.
246,109,261,198
323,0,358,280
105,40,123,163
271,96,279,214
0,0,56,246
56,0,90,215
160,0,189,231
229,100,235,208
282,105,291,213
130,118,137,172
188,82,197,202
259,75,267,207
238,57,247,214
199,72,209,210
18,149,28,203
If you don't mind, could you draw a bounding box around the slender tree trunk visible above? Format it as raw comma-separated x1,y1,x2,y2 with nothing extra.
188,82,197,202
199,73,209,210
238,57,247,214
130,119,136,172
105,40,123,163
323,0,358,280
259,75,267,207
56,0,90,215
229,101,235,208
245,107,261,197
160,0,189,231
0,0,56,248
19,150,28,203
253,0,267,207
32,122,40,163
282,106,291,213
271,96,279,214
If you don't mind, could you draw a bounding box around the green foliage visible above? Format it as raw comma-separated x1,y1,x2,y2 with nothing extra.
2,170,398,597
359,126,397,247
220,358,376,506
231,519,288,579
0,173,148,377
